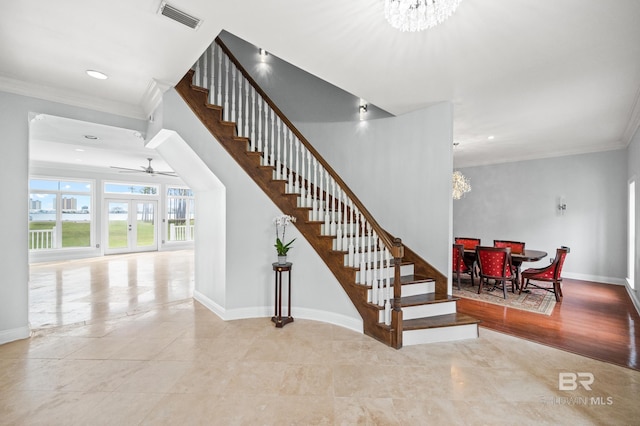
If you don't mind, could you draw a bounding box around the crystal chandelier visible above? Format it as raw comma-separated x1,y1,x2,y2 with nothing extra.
452,171,471,200
384,0,463,32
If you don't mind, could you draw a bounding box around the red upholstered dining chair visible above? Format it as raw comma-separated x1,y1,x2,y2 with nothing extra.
494,240,525,280
519,247,570,302
475,246,517,299
455,237,481,283
493,240,525,254
452,244,473,290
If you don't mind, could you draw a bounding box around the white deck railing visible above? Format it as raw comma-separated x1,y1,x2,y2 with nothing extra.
169,224,195,241
29,228,56,250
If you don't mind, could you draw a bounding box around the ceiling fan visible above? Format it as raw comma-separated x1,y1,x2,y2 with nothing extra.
110,157,177,177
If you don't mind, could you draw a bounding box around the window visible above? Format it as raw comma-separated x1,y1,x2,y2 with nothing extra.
29,179,92,250
166,187,195,241
104,182,158,195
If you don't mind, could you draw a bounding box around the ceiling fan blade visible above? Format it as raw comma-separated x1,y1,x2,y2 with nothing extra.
110,166,144,172
155,171,178,177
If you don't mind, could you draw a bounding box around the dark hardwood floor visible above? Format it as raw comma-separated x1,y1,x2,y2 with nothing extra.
456,278,640,371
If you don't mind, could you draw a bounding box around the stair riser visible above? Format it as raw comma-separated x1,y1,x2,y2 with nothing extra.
367,281,435,302
401,281,435,297
403,324,479,346
401,301,457,321
355,264,414,282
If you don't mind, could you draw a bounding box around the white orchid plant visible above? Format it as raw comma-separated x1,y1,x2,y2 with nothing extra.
273,214,296,256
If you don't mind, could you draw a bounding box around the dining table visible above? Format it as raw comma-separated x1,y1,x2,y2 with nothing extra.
464,248,548,290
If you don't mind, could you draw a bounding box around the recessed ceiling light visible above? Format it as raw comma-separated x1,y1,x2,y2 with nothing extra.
487,135,495,140
84,135,99,140
86,70,108,80
74,148,85,152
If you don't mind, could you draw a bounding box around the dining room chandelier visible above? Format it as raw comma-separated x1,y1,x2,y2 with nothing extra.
384,0,463,32
452,171,471,199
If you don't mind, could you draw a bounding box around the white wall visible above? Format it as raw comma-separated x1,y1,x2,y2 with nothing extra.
162,89,362,330
627,128,640,307
453,149,628,284
296,104,454,276
0,90,147,344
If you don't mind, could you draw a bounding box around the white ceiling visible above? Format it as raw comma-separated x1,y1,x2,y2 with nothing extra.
2,0,640,169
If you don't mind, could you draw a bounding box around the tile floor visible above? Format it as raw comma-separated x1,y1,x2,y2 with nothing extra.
1,251,638,425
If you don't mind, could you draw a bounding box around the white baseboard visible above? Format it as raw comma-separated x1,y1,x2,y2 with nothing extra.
625,284,640,316
193,291,363,334
563,272,626,285
0,326,30,345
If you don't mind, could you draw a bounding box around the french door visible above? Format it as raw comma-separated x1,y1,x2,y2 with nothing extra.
105,199,158,254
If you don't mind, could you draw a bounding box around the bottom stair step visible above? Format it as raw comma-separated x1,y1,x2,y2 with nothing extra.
402,313,481,346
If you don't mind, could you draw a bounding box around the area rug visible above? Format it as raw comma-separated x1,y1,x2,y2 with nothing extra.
453,280,557,315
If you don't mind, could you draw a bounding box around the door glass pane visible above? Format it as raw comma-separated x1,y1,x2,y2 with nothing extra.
108,202,129,249
136,202,155,247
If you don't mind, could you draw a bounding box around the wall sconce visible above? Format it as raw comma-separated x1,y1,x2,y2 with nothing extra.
557,196,567,215
259,48,268,61
358,103,368,120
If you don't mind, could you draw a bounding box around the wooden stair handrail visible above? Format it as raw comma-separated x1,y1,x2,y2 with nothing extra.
215,37,402,259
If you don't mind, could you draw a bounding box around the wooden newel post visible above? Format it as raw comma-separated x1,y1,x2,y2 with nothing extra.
391,237,404,349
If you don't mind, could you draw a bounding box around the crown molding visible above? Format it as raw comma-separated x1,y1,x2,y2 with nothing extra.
622,86,640,145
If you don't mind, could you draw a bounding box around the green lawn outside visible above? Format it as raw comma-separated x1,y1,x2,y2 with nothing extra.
29,220,155,249
109,220,155,248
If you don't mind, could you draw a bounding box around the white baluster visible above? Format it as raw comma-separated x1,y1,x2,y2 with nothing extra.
224,56,230,121
194,53,201,87
275,118,282,180
312,158,318,221
268,108,274,167
282,121,288,185
207,44,216,105
294,138,300,194
251,87,256,150
360,222,369,285
353,210,360,266
287,130,294,192
385,248,391,325
244,75,249,137
258,96,264,156
237,71,243,136
263,99,270,164
371,234,378,305
375,235,384,307
305,151,312,207
336,188,343,251
366,224,373,285
217,45,222,106
343,194,349,249
323,170,330,235
329,178,336,235
231,64,237,123
348,200,355,267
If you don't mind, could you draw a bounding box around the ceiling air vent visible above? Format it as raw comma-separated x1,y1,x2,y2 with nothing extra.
158,2,202,30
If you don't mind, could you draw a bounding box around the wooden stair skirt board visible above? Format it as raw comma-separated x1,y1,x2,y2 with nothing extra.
177,49,479,347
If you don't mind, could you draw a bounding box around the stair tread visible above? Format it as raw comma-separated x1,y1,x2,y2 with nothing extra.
403,313,480,330
400,294,458,307
392,274,433,285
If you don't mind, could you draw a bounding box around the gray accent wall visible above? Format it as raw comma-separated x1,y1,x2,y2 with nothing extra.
296,103,454,277
453,149,628,284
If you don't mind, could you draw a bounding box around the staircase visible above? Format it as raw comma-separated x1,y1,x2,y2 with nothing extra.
175,37,479,348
